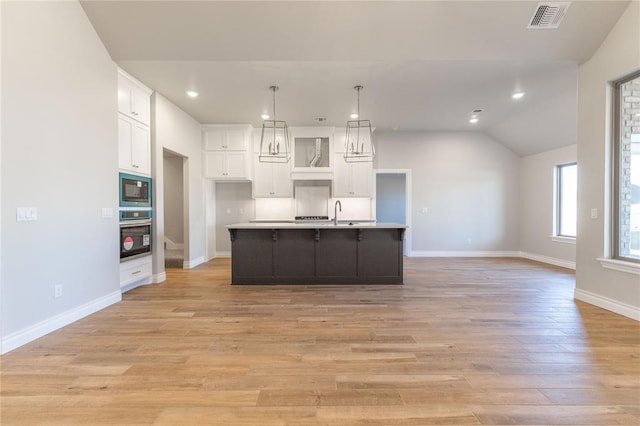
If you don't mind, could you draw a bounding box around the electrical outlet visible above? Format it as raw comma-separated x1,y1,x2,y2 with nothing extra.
421,207,429,214
54,284,63,299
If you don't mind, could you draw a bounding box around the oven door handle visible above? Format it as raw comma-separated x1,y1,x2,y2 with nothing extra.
119,220,152,228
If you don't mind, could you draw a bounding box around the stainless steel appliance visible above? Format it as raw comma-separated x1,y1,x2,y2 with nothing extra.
119,172,152,209
119,221,152,261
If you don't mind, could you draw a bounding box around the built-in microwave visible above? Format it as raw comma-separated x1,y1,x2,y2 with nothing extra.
120,221,152,261
119,172,152,209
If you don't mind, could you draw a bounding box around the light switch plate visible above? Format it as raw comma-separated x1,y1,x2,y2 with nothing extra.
102,207,114,218
590,208,598,219
17,207,37,222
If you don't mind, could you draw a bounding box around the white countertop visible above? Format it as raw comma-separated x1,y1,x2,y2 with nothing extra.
227,222,408,229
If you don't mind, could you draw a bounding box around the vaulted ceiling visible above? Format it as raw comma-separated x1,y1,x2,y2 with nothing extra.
80,0,631,156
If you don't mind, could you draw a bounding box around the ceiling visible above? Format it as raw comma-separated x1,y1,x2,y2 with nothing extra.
80,0,631,156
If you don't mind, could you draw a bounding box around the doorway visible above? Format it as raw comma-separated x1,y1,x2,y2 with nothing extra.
163,149,186,268
374,170,411,255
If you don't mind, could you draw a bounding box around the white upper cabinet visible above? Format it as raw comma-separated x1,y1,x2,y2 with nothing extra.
118,112,151,176
252,154,292,198
203,125,249,151
332,127,372,197
332,153,372,197
117,69,152,176
204,151,248,179
117,71,152,126
202,124,252,180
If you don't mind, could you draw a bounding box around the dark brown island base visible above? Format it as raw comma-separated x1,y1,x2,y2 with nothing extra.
227,223,407,285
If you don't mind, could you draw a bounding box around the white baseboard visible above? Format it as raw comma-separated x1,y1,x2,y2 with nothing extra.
574,288,640,321
1,290,122,355
183,256,205,269
214,251,231,258
409,250,520,258
519,251,576,270
152,272,166,283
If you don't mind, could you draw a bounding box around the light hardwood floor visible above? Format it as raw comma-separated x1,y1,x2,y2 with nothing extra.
1,258,639,425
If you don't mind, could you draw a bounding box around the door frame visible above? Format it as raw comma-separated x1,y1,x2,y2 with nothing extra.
373,169,412,256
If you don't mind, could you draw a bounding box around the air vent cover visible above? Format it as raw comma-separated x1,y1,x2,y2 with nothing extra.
527,2,571,29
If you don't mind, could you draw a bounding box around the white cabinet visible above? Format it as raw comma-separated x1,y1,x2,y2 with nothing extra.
204,151,248,179
117,71,151,126
202,124,252,180
253,155,292,197
118,69,151,176
204,126,249,151
333,153,372,197
118,115,150,175
120,255,152,292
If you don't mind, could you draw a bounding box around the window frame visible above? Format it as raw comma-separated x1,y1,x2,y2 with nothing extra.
555,162,577,239
612,70,640,264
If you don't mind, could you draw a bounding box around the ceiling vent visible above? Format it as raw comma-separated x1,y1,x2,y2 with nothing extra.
527,2,571,29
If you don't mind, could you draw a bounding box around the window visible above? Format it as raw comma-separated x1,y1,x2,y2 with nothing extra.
556,163,577,238
614,71,640,263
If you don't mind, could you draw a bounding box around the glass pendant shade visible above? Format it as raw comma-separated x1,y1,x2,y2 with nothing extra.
344,85,375,162
259,86,291,163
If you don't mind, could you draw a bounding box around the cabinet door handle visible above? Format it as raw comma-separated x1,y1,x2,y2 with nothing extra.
132,270,141,275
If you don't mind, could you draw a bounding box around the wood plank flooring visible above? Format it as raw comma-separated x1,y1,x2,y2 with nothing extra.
1,258,639,425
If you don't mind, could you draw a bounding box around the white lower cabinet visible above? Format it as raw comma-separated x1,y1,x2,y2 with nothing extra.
118,114,150,175
332,153,372,197
253,155,292,197
204,151,249,179
120,255,152,292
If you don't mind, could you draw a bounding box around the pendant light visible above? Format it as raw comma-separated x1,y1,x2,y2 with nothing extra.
259,85,291,163
344,85,374,162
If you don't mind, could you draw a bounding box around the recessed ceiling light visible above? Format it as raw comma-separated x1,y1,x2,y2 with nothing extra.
261,113,270,120
350,113,359,119
186,90,199,98
469,117,479,124
512,92,525,100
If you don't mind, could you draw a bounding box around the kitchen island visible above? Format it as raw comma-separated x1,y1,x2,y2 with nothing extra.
227,222,407,285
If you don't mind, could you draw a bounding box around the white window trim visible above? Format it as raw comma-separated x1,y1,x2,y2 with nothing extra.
550,235,576,244
553,162,577,239
598,258,640,275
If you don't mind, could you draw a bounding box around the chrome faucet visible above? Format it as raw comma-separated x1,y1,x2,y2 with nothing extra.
334,200,342,226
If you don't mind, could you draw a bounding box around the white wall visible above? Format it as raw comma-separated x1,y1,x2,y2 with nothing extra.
1,1,120,352
576,1,640,319
374,131,520,255
152,93,204,272
162,154,184,246
520,144,577,268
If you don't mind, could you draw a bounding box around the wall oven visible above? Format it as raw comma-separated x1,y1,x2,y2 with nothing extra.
120,221,152,261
